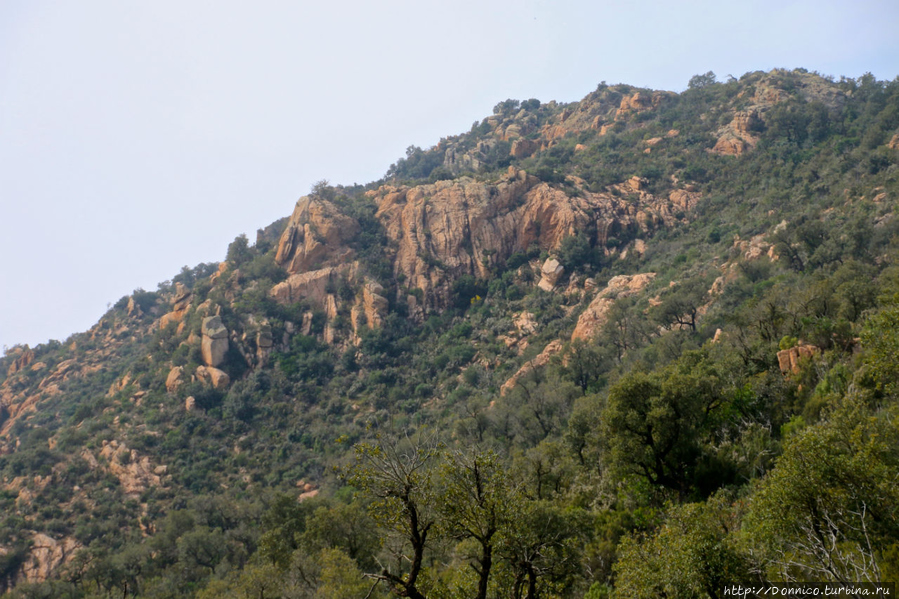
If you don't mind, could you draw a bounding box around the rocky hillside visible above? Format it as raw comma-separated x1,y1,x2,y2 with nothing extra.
1,69,899,598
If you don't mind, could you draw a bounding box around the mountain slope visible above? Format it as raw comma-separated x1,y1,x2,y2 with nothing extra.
1,68,899,597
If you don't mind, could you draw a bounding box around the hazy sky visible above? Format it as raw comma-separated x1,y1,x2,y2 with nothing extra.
2,0,898,350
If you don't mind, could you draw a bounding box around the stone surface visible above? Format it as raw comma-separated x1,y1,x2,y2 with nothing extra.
165,366,184,393
264,152,701,347
201,316,229,367
362,281,389,329
275,196,360,274
777,344,819,374
370,166,694,313
500,339,564,396
20,533,81,583
270,266,350,306
256,324,273,365
510,138,538,159
571,273,657,341
158,283,193,329
126,296,142,317
195,365,230,390
97,440,165,497
537,258,565,291
6,348,34,376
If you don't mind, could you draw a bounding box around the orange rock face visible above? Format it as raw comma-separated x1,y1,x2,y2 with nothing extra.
776,344,819,374
713,111,761,156
6,348,34,376
195,365,230,390
571,273,657,342
500,339,565,396
275,197,360,274
269,161,699,334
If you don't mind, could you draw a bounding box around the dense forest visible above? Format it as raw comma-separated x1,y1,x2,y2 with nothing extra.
1,68,898,598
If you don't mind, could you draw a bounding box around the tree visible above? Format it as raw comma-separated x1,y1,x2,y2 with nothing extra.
226,233,253,267
557,232,600,273
651,277,709,332
345,431,441,599
311,179,336,200
746,397,899,584
860,303,899,396
563,340,606,392
688,71,717,89
601,352,728,498
301,501,380,571
437,449,518,599
258,494,315,569
498,501,586,599
493,99,521,115
615,493,755,599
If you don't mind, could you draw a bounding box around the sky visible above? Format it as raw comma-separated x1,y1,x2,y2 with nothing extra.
1,0,898,350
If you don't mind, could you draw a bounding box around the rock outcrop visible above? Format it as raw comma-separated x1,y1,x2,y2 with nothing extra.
159,283,193,329
777,344,819,374
256,324,274,365
361,281,389,329
6,347,34,376
572,273,657,341
275,196,359,274
165,366,184,393
195,365,230,390
96,440,166,497
20,533,81,584
713,110,761,156
271,266,343,306
537,258,565,291
267,160,698,343
370,168,686,312
712,70,847,155
500,339,565,396
201,316,229,367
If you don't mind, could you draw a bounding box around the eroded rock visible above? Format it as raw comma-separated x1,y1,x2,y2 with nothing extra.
777,344,819,374
165,366,184,393
195,365,230,390
201,316,229,367
572,273,657,341
537,258,565,291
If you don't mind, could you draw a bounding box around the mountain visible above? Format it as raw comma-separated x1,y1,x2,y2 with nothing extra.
1,68,899,598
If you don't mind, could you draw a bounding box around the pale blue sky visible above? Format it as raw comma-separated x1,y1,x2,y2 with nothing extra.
2,0,898,349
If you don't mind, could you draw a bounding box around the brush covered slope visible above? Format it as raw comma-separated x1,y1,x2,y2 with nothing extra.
1,69,899,598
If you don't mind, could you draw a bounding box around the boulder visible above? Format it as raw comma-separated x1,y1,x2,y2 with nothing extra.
201,316,229,367
195,365,230,390
270,266,346,306
126,296,142,317
165,366,184,393
537,258,565,291
6,348,34,376
275,196,360,274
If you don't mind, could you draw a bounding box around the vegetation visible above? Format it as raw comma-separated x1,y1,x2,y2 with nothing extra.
1,68,899,597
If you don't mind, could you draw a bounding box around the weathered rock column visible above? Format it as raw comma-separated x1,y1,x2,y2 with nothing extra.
201,316,229,367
